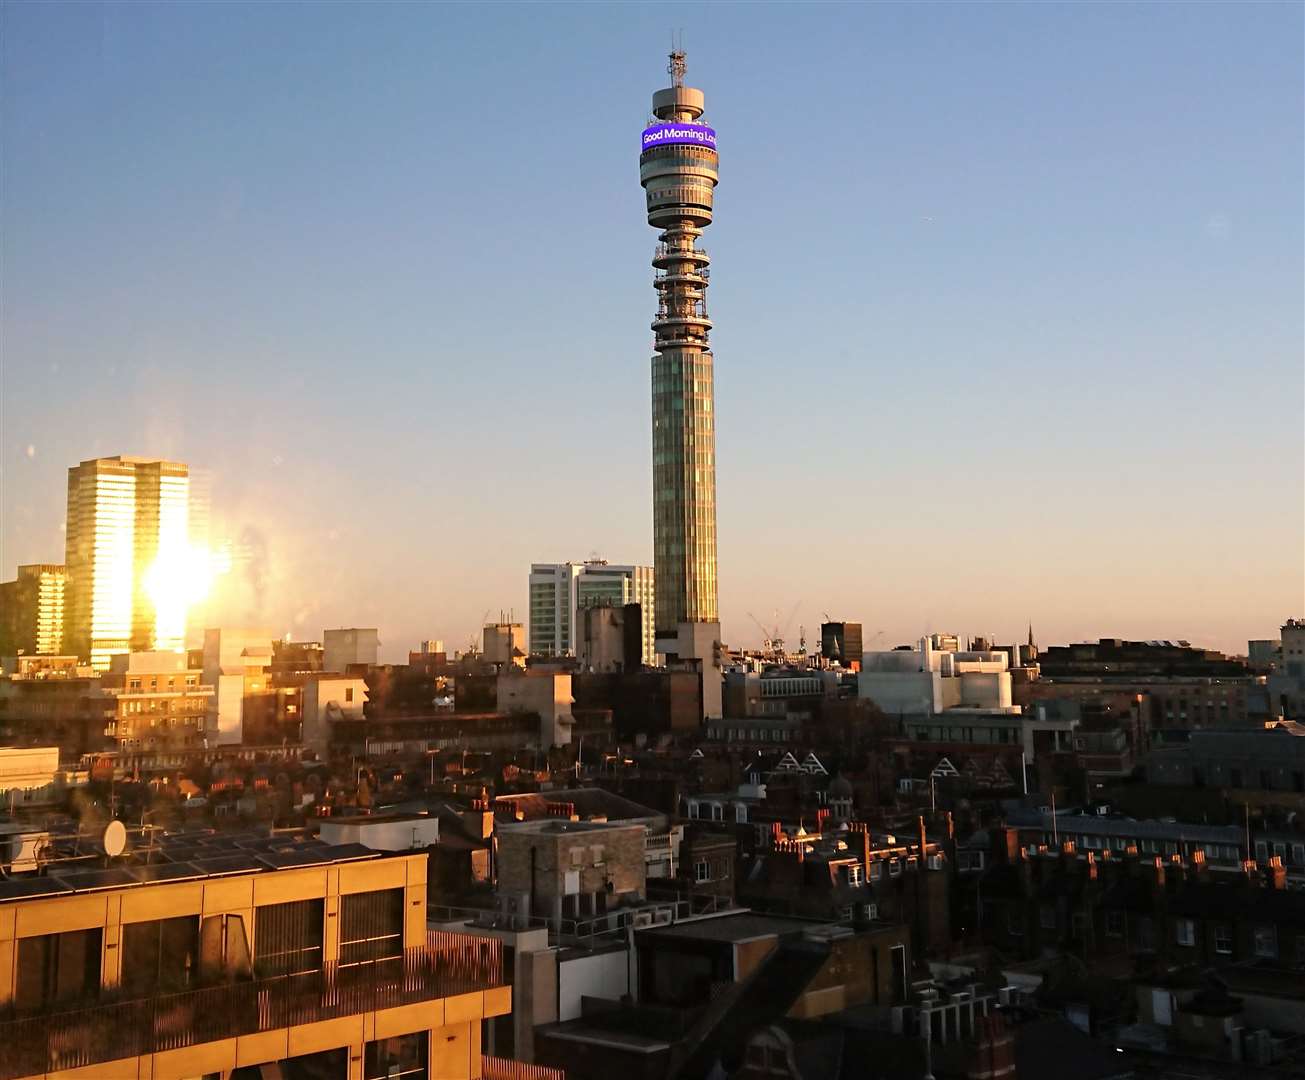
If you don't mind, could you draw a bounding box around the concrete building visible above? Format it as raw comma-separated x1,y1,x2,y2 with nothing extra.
859,635,1021,719
200,627,275,746
0,565,66,658
0,838,511,1080
483,622,526,669
322,626,379,673
63,456,194,669
1271,618,1305,719
301,672,368,757
529,561,655,664
578,602,644,673
496,670,574,748
724,669,838,720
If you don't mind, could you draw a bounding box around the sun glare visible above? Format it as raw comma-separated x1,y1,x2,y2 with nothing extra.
146,542,231,650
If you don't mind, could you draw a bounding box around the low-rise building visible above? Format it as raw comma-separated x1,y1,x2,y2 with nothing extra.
301,672,368,757
100,651,214,752
0,830,511,1080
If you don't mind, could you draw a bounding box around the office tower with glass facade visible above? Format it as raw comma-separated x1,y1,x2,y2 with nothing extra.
0,565,66,658
640,50,720,640
529,561,656,665
63,456,192,669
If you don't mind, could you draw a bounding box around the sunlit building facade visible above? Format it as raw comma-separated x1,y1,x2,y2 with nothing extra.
529,560,656,664
0,564,66,657
0,844,513,1080
640,51,720,638
64,456,193,670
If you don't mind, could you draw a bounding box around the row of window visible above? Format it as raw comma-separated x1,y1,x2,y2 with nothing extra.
12,892,405,1013
1009,906,1305,962
705,726,796,743
127,675,200,690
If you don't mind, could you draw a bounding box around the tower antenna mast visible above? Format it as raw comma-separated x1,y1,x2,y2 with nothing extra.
668,38,686,88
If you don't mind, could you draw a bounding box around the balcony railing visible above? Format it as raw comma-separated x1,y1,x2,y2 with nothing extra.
0,931,503,1080
483,1056,565,1080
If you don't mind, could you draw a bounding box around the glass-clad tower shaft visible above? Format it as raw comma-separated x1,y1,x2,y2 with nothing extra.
640,51,719,638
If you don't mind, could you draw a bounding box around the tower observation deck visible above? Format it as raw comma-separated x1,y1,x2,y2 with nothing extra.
640,49,720,638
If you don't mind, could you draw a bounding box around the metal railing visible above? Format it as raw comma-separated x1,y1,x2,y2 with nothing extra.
654,244,708,260
0,931,503,1080
482,1056,565,1080
430,899,695,947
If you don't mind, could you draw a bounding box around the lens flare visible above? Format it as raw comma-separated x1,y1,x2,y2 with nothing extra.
145,543,230,650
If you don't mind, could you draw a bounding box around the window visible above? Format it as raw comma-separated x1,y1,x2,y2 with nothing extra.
15,929,102,1011
340,889,404,966
122,916,199,994
888,859,902,877
570,847,584,867
846,864,863,886
254,899,324,977
1137,917,1155,951
1254,925,1278,959
869,861,884,881
694,858,712,883
1175,919,1196,947
1106,911,1124,938
1214,923,1233,955
863,903,878,921
590,845,605,867
364,1034,427,1080
345,687,354,703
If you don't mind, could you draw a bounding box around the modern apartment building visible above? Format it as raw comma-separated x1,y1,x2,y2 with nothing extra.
528,561,655,665
0,836,511,1080
0,565,66,658
64,456,193,669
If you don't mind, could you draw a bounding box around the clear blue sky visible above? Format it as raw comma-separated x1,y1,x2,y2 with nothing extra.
3,2,1301,659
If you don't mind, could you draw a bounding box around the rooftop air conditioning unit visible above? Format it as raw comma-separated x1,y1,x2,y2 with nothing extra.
652,907,673,926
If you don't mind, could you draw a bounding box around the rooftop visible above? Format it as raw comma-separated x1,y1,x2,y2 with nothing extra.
636,911,821,944
0,824,383,903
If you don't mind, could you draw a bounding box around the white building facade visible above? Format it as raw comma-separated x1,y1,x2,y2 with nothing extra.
858,634,1020,718
528,561,656,665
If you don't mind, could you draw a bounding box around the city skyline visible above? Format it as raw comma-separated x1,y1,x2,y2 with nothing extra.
3,3,1301,660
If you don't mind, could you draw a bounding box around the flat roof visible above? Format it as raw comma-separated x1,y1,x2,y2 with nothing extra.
0,842,384,903
637,912,821,945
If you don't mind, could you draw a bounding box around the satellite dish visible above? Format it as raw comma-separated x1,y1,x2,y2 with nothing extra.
101,820,127,859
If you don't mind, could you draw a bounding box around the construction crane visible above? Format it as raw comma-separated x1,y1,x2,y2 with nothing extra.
747,601,803,661
465,609,491,657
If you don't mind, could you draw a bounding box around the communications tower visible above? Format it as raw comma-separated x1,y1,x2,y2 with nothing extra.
640,49,720,640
